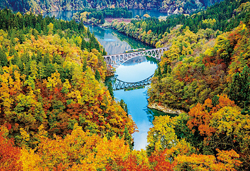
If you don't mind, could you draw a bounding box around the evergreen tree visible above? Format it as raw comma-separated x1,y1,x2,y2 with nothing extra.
36,51,42,63
0,48,8,67
124,126,133,150
157,63,162,81
82,58,87,72
120,99,128,114
18,30,25,44
81,38,86,50
212,95,219,107
43,53,50,65
108,82,114,99
229,66,250,108
95,69,101,81
163,62,169,74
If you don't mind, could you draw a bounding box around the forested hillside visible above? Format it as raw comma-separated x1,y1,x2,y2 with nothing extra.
0,0,221,14
112,0,250,46
0,9,138,169
146,1,250,169
0,0,250,170
147,0,250,112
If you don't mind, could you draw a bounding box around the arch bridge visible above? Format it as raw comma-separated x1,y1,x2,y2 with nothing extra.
104,47,168,90
104,47,168,67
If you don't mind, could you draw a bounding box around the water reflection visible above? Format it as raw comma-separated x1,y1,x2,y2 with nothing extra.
44,10,79,21
116,59,157,82
146,108,177,124
44,10,169,150
87,25,152,55
114,87,152,150
45,9,168,21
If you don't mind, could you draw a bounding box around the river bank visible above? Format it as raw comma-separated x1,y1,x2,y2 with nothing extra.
44,10,167,150
82,18,133,28
148,103,185,115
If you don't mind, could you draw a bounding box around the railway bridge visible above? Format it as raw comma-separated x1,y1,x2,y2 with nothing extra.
103,47,168,67
104,47,168,90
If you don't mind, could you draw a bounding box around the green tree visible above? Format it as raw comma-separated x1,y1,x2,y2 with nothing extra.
0,48,8,67
82,58,87,72
95,69,101,81
108,81,114,99
81,37,86,50
229,66,250,108
120,99,128,114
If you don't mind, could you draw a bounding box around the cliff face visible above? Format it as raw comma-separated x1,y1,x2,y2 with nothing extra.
0,0,225,14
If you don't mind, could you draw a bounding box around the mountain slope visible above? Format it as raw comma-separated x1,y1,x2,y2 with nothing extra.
0,0,222,14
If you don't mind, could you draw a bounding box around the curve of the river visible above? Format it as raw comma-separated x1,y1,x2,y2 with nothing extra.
45,10,169,150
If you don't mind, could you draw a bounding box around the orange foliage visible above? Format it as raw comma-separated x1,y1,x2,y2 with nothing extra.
174,151,241,171
149,149,174,171
0,130,22,171
187,94,235,137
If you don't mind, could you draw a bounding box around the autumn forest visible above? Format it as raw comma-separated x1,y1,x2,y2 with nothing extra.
0,0,250,170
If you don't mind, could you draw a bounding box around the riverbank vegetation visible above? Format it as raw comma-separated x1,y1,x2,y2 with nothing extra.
73,8,132,25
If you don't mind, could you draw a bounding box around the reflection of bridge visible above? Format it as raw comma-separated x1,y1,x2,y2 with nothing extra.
112,74,154,90
104,47,168,67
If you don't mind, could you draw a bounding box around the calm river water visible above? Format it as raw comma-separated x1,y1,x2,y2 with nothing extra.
45,10,169,150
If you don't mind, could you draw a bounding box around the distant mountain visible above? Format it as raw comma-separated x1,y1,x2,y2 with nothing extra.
0,0,223,14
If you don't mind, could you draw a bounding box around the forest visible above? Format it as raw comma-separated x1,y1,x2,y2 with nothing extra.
147,1,250,169
0,0,220,14
0,0,250,170
111,0,250,46
73,8,132,24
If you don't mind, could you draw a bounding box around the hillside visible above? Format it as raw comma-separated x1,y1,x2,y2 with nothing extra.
0,0,222,14
0,0,249,170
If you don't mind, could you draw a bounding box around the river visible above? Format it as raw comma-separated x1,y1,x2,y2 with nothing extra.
45,10,170,150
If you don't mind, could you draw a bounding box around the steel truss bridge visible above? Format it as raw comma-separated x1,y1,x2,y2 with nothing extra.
104,47,169,90
103,47,168,67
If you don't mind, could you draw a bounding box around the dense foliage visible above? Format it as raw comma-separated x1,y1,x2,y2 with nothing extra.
0,0,220,14
73,8,132,24
0,0,250,170
149,2,250,112
0,9,138,169
112,0,250,46
146,2,250,168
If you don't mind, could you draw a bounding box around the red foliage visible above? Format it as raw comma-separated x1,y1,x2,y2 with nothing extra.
106,154,151,171
149,150,174,171
187,95,235,137
0,131,22,171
